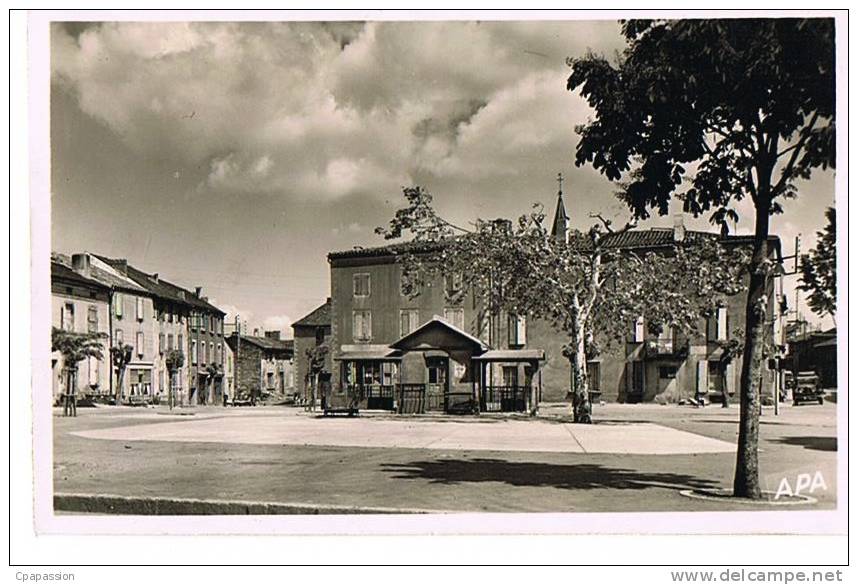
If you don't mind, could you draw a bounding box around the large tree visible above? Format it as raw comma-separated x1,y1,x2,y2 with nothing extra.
567,18,835,497
799,207,836,323
378,187,746,422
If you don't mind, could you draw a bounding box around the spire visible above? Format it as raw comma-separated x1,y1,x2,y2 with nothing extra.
551,172,569,243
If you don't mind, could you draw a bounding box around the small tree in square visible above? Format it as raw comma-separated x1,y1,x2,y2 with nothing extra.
51,327,106,416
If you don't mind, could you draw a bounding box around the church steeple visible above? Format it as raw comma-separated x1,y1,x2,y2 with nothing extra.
551,172,569,243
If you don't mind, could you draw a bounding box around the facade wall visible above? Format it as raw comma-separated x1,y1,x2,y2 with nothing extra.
187,311,226,404
330,256,530,394
110,290,157,399
153,300,190,405
50,284,111,401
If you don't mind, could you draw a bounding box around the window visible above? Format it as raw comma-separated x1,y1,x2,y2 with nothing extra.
444,273,463,298
202,341,208,365
209,342,214,364
587,361,601,393
62,303,75,331
353,310,372,341
219,343,224,365
659,365,678,379
502,366,518,387
114,293,123,318
159,333,165,354
87,306,98,333
87,356,99,386
707,307,728,341
399,309,420,337
201,314,206,333
632,316,645,342
136,297,144,321
114,329,123,347
508,314,527,347
353,273,371,297
443,308,465,330
191,340,198,364
178,334,184,355
315,327,325,346
136,332,144,357
167,333,174,351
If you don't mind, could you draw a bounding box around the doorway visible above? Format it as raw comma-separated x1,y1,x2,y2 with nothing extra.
426,357,448,411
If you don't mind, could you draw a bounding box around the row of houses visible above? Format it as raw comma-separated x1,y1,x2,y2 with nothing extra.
51,252,295,405
291,186,789,413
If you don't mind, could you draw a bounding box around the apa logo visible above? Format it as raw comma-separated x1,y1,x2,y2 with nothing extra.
774,471,827,499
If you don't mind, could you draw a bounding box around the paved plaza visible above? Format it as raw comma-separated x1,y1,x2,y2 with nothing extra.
53,402,839,514
71,410,735,455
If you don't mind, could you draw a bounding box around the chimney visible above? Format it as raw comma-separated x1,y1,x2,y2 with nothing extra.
195,286,203,298
71,253,91,278
264,330,281,340
114,259,128,275
253,328,260,336
178,290,186,300
151,273,159,283
673,213,686,243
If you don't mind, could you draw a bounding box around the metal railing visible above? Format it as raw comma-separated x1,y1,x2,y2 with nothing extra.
480,385,530,413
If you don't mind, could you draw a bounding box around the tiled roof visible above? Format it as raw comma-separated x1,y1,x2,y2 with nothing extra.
329,229,782,260
51,260,110,291
95,254,225,315
292,299,332,328
54,253,149,294
232,334,294,353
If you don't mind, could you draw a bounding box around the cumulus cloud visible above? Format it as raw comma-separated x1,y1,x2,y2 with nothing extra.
51,20,625,205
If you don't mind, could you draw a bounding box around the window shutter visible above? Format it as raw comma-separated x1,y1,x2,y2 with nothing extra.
136,332,144,356
517,315,527,345
634,316,645,342
696,360,708,396
115,294,123,317
136,297,144,321
725,362,735,395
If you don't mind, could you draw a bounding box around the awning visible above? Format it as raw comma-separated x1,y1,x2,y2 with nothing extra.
472,349,545,362
335,348,402,361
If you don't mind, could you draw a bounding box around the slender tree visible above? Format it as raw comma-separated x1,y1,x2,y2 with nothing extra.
51,327,106,416
164,349,185,410
379,187,747,422
110,343,134,405
799,207,836,323
305,343,329,412
567,18,835,497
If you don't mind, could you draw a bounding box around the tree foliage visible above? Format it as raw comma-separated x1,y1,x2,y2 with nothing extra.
568,19,834,228
799,207,836,319
51,327,106,367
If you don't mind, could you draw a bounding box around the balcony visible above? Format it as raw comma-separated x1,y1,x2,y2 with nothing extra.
645,337,688,358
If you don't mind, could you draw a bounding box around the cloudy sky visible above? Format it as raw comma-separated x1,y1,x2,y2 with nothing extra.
50,19,835,335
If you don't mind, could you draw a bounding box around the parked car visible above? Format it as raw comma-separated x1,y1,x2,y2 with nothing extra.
787,371,825,405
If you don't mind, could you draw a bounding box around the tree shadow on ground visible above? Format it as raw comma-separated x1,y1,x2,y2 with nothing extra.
381,458,720,491
770,436,837,452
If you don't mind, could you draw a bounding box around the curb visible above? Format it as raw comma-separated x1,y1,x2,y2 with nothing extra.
54,493,442,515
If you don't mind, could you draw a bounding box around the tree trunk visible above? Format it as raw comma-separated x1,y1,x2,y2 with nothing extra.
115,367,125,406
569,308,591,423
733,200,770,499
168,370,174,410
720,362,730,408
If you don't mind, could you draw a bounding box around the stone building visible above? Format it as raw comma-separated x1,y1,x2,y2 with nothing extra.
186,287,227,405
292,299,332,403
225,331,295,402
323,187,786,412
